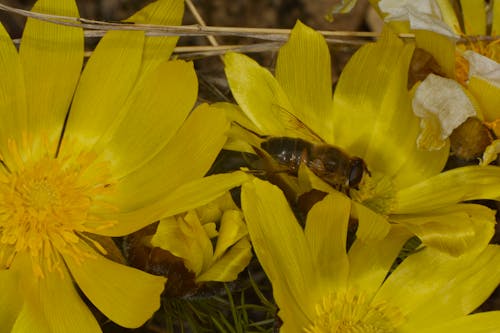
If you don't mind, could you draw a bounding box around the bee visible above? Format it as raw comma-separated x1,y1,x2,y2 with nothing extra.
259,136,367,192
234,105,369,197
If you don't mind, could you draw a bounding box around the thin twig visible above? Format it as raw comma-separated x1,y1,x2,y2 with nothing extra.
185,0,219,47
174,42,282,59
184,0,224,62
0,3,413,41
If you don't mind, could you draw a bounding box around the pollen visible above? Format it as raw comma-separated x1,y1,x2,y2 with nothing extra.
0,140,117,277
304,289,405,333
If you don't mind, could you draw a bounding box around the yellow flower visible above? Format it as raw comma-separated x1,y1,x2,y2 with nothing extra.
376,0,500,148
0,0,247,331
224,21,500,256
150,192,252,285
242,177,500,333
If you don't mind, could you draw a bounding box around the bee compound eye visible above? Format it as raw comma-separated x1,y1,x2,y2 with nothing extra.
348,158,365,188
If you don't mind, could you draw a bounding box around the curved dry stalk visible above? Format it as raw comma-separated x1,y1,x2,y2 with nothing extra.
0,2,411,42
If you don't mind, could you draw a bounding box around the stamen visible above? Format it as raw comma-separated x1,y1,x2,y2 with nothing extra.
0,138,118,277
304,289,405,333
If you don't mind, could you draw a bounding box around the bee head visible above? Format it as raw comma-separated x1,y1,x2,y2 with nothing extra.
348,158,368,189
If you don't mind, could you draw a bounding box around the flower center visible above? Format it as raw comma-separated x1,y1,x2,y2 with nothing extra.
0,141,117,277
304,290,405,333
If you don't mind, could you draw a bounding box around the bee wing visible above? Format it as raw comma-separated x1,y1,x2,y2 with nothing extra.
272,104,326,143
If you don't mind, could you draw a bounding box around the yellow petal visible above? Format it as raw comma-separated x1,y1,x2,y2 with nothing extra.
107,103,226,212
375,244,500,320
196,237,252,283
152,213,212,275
275,21,333,140
195,190,238,224
332,29,444,185
11,299,49,333
224,52,291,134
0,270,23,330
19,0,83,150
95,60,197,179
481,139,500,165
242,178,316,327
460,0,487,35
0,22,27,155
220,101,265,153
65,251,166,328
39,269,101,333
419,312,500,333
304,192,350,291
415,30,456,78
64,31,144,149
213,210,247,260
96,172,249,236
435,0,462,34
398,245,500,330
179,211,212,272
493,0,500,35
394,165,500,213
352,202,391,241
214,101,263,137
391,203,495,256
298,164,335,195
468,76,500,122
348,226,412,297
128,0,184,73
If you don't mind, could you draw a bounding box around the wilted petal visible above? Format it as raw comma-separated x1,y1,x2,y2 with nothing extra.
379,0,458,37
412,74,476,150
464,51,500,86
